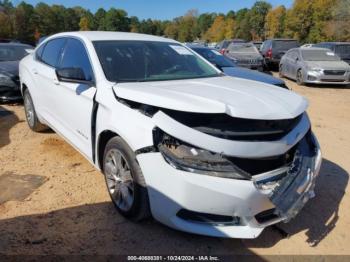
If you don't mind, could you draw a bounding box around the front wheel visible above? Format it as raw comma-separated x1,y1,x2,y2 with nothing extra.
279,65,284,78
296,70,304,86
103,137,150,221
23,89,47,132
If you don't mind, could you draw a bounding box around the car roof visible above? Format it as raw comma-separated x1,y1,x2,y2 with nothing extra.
299,47,331,51
317,42,350,45
266,38,298,41
46,31,178,43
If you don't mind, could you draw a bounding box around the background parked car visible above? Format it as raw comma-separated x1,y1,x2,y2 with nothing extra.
300,43,314,48
225,42,264,71
189,45,289,89
314,42,350,65
261,39,300,70
251,41,263,51
0,43,33,102
279,47,350,85
215,39,245,54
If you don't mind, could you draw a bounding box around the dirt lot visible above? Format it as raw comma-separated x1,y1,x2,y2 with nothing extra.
0,76,350,257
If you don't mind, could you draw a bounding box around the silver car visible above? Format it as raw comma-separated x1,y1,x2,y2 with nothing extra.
279,47,350,85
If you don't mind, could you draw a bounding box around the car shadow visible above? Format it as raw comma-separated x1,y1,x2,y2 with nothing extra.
0,105,20,149
0,159,346,255
244,158,348,247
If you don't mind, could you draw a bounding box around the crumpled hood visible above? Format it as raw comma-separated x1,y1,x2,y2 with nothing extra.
222,67,284,85
0,61,19,76
113,76,308,120
306,60,350,70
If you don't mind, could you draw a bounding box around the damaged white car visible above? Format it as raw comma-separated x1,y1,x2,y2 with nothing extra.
19,32,322,239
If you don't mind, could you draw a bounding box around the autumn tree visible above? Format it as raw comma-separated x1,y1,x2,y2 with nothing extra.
265,5,286,38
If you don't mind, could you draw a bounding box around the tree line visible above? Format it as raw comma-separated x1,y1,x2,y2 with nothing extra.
0,0,349,45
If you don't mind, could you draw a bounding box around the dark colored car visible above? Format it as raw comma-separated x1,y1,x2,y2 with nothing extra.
215,39,246,54
0,43,33,102
261,39,300,69
313,42,350,65
189,45,288,89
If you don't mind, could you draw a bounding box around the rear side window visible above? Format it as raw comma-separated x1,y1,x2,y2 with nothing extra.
41,38,66,67
59,38,94,81
273,41,299,50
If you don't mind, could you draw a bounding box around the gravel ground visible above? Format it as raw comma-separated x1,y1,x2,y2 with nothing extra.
0,76,349,256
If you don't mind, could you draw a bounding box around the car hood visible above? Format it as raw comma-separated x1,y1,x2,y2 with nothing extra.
305,60,350,70
113,76,308,120
226,52,262,60
0,61,19,76
222,66,284,85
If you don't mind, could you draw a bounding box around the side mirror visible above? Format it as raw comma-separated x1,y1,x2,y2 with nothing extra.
56,67,94,86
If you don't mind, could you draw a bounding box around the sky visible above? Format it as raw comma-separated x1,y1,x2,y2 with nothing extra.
12,0,295,20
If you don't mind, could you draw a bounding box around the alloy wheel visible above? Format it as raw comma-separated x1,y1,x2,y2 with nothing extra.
104,149,135,211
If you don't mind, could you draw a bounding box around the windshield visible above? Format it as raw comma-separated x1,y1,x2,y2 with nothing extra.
273,40,299,50
301,49,341,61
335,45,350,59
0,45,32,61
193,48,235,68
93,41,220,82
227,44,258,53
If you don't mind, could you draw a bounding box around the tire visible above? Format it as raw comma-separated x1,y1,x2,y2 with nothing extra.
296,70,304,86
103,136,150,221
279,65,284,78
23,89,47,132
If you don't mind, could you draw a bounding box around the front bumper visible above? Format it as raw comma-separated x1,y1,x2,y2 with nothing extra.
137,132,321,238
0,78,22,102
304,70,350,85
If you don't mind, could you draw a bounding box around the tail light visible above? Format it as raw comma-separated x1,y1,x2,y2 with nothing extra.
220,49,226,55
266,48,272,58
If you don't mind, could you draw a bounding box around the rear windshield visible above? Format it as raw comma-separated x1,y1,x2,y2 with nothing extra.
193,48,235,67
0,45,32,61
335,45,350,59
273,41,299,50
93,41,220,83
227,43,258,53
301,49,341,61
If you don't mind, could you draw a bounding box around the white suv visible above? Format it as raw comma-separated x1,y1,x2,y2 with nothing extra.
19,32,322,239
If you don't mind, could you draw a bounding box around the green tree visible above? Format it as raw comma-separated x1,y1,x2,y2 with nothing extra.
94,8,106,30
102,8,130,31
265,5,286,38
13,2,36,43
249,1,272,40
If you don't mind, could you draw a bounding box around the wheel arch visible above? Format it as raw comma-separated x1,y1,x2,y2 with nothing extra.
97,130,120,171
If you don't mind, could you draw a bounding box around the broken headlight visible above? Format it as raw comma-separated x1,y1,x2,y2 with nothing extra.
156,131,251,180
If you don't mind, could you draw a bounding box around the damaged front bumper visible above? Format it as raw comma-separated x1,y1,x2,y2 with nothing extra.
254,131,322,224
137,126,321,238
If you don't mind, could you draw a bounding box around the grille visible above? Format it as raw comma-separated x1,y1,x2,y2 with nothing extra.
323,70,345,76
163,110,304,142
239,59,260,64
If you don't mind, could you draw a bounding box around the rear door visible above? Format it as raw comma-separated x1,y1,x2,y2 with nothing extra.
31,38,67,125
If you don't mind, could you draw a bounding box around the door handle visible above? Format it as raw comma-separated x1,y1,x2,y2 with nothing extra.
32,68,38,75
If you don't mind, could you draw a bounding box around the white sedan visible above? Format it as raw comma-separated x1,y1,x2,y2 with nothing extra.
19,32,322,239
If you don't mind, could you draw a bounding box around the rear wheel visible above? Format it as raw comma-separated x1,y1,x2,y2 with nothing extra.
103,137,150,221
23,89,47,132
296,70,304,86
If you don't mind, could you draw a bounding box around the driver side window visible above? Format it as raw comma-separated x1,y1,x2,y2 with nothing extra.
59,38,94,81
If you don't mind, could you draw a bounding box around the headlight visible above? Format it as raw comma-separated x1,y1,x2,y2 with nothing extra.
156,131,251,180
0,72,14,86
